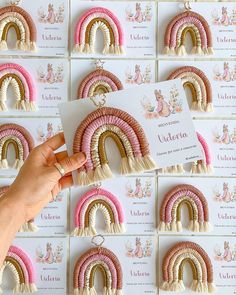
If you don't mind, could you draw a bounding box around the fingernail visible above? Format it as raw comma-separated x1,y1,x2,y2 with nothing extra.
77,152,87,163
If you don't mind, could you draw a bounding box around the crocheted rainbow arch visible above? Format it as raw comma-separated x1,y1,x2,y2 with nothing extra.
0,5,37,52
0,186,38,232
158,184,212,232
163,10,213,56
167,66,213,112
74,7,125,55
0,63,36,111
73,246,123,295
0,123,34,169
71,187,125,236
73,107,156,185
78,68,123,99
160,241,216,293
0,245,37,293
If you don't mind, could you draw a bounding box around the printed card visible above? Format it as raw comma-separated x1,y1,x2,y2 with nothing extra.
71,59,156,100
0,58,68,116
0,0,68,56
194,119,236,177
59,80,203,185
71,1,156,58
158,177,236,236
70,176,156,236
2,237,67,295
70,236,157,295
158,2,236,58
158,60,236,118
159,236,236,294
0,117,62,176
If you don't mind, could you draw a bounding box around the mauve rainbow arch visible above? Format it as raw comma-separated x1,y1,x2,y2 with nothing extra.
160,241,216,293
0,63,37,111
71,187,125,236
73,107,156,185
159,184,212,233
73,246,123,295
0,245,37,293
0,5,37,52
73,7,125,55
163,10,213,56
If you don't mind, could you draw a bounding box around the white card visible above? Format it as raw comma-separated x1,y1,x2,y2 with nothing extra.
71,1,156,58
158,177,236,236
70,236,157,295
157,2,236,58
70,175,156,235
0,0,68,56
159,236,236,295
59,80,203,185
71,59,156,100
2,238,67,295
158,60,236,118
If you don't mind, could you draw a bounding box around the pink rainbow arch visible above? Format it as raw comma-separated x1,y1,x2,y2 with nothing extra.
73,7,125,55
0,63,37,111
71,187,125,236
0,245,37,293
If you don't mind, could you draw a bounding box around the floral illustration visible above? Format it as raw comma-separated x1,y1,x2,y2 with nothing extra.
37,63,64,84
37,123,62,143
214,242,236,262
125,3,152,23
125,238,152,258
38,3,65,24
213,62,236,82
213,183,236,203
125,64,151,85
211,7,236,26
141,85,183,119
213,125,236,145
125,178,152,198
36,242,63,264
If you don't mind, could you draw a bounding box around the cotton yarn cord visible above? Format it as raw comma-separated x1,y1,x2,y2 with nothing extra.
74,7,125,55
0,123,34,169
167,66,213,112
0,245,37,294
160,241,216,293
0,63,37,111
73,246,123,295
159,184,211,233
77,69,123,99
72,187,125,237
0,5,37,52
163,10,213,56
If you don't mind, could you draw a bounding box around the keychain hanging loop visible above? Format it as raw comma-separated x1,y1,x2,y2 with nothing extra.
8,0,21,5
90,93,106,108
91,234,105,248
184,1,192,11
94,59,105,70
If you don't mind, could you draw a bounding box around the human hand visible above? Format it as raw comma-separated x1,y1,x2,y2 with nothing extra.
4,132,86,223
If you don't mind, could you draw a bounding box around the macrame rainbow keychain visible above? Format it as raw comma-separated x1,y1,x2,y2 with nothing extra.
161,132,212,174
73,95,156,186
0,245,37,293
78,60,123,99
160,241,216,293
0,0,37,52
167,66,213,112
163,2,213,56
0,123,34,169
159,184,212,232
73,235,123,295
0,63,37,111
72,186,125,237
73,7,125,55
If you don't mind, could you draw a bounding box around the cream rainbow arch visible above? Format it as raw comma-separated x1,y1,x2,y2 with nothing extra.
158,184,212,232
73,7,125,55
0,5,37,52
0,245,37,293
0,63,37,111
71,187,125,236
